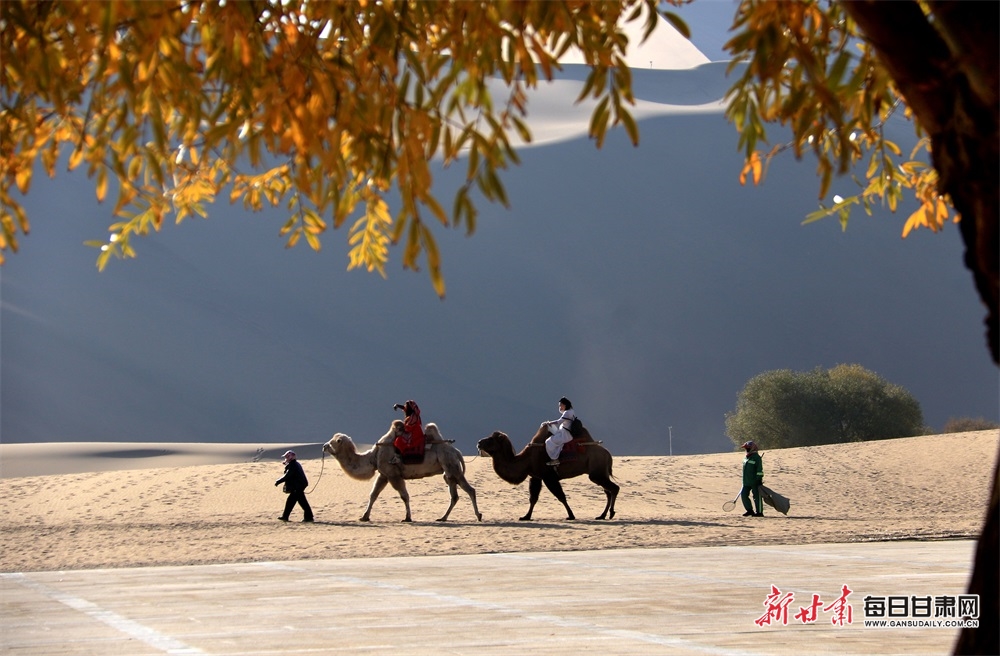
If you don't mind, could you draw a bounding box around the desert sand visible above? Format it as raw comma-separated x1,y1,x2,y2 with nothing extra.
0,430,996,574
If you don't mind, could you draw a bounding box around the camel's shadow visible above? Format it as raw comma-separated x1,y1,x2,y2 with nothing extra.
605,518,741,529
462,520,584,530
296,515,814,529
490,517,735,530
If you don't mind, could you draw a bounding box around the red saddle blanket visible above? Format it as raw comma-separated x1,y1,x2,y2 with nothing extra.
560,438,588,458
395,428,425,458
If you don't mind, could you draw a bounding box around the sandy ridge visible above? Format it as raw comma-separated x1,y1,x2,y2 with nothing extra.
1,431,996,573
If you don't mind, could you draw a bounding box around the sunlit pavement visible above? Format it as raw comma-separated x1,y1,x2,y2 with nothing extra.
1,541,977,655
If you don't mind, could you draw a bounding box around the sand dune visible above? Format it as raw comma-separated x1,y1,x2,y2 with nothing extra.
0,430,996,573
0,441,331,478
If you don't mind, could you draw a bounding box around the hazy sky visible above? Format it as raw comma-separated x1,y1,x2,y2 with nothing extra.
671,0,740,61
2,3,996,456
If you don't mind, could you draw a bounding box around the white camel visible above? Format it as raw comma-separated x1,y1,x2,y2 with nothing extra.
323,420,483,522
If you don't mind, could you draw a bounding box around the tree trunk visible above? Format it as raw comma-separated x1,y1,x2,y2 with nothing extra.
839,2,998,653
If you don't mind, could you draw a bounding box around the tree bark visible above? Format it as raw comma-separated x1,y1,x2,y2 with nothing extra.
839,2,998,653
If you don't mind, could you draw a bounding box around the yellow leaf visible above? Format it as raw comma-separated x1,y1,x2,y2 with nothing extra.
739,151,762,186
430,267,446,298
902,208,921,238
936,197,954,226
589,97,610,145
14,167,31,194
423,194,448,227
902,201,940,238
69,148,83,171
96,169,108,202
12,203,29,234
304,208,327,234
128,157,142,181
97,247,113,271
620,110,639,147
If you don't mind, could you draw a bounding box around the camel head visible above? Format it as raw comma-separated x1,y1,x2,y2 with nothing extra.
477,431,512,457
323,433,357,458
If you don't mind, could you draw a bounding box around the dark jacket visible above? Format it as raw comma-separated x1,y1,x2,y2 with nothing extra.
742,452,763,487
276,459,309,492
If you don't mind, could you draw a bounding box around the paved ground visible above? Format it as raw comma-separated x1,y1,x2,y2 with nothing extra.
1,540,978,655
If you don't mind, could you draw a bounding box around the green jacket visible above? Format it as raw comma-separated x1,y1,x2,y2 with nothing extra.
742,452,763,487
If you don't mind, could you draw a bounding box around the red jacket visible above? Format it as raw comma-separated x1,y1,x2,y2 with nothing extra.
394,401,425,456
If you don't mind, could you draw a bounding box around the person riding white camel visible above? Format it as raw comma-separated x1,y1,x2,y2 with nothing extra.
542,397,576,466
390,400,425,463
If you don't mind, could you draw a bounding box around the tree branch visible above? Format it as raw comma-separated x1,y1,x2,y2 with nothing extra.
841,0,998,367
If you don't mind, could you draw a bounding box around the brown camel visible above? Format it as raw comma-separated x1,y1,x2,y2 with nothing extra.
476,429,618,521
323,420,482,523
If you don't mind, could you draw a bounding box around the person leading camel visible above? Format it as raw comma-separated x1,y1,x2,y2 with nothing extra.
740,441,764,517
543,397,576,466
274,450,314,522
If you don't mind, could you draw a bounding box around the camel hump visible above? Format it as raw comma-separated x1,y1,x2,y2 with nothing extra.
424,422,455,444
574,423,596,443
377,420,405,445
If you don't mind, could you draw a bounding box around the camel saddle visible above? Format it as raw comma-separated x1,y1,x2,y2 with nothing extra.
558,437,589,461
528,419,599,462
400,452,425,465
400,436,457,465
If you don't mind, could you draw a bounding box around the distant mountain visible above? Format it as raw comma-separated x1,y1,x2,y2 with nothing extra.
2,20,996,455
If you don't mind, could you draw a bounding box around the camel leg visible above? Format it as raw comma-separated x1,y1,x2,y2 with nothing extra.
455,475,482,522
387,477,412,522
520,477,543,521
436,474,483,522
541,475,575,521
590,473,620,520
361,474,390,522
379,474,413,522
460,477,483,522
437,476,460,522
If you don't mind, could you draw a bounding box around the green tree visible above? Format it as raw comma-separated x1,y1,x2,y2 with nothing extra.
725,365,924,449
943,417,1000,434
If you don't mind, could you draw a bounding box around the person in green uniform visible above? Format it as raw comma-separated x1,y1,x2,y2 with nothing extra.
741,441,764,517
